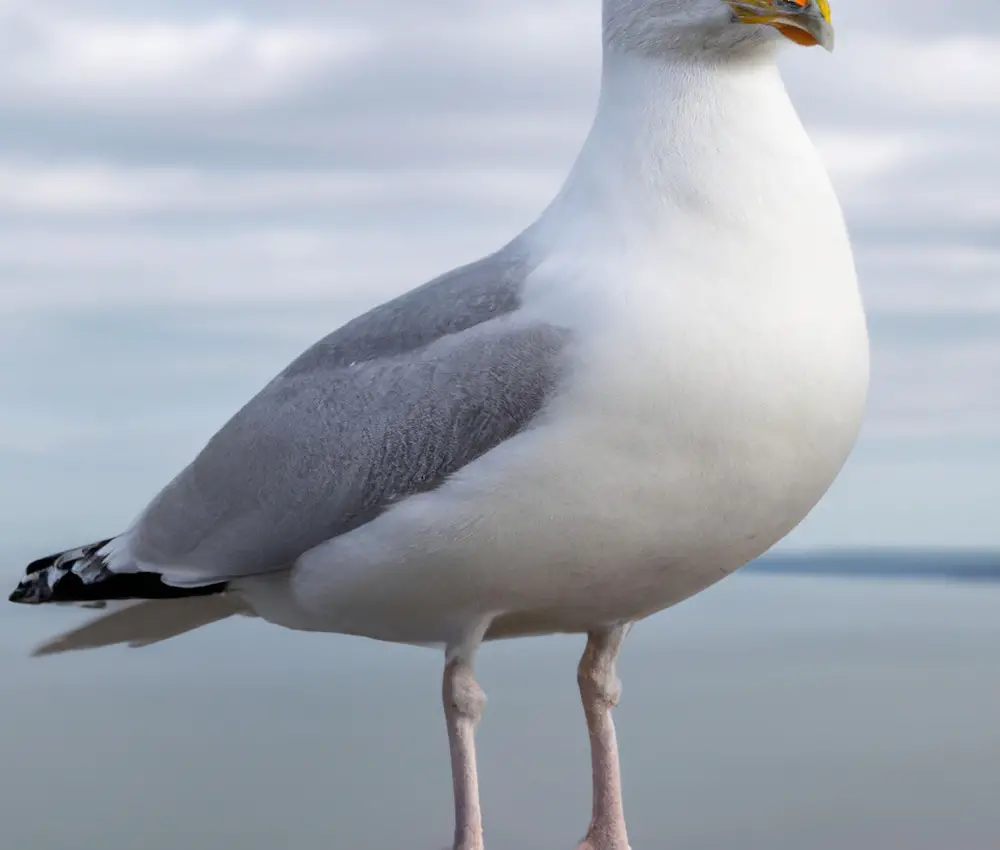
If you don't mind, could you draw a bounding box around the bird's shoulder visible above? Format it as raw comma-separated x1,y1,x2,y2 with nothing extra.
280,239,537,379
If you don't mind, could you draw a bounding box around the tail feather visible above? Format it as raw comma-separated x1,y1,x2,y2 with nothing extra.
32,595,250,657
10,537,246,656
9,537,227,605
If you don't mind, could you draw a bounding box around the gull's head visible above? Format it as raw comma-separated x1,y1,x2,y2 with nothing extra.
604,0,834,57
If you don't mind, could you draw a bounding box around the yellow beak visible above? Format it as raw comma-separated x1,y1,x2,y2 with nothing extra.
728,0,835,52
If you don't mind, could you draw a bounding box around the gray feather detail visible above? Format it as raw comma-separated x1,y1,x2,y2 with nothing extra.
281,242,534,378
129,318,570,583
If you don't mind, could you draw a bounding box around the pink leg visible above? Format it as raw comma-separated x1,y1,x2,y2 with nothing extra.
443,656,487,850
576,624,632,850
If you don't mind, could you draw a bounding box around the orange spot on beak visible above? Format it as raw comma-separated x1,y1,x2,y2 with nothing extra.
774,22,820,46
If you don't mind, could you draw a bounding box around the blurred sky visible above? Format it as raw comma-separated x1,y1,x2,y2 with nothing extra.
0,0,997,563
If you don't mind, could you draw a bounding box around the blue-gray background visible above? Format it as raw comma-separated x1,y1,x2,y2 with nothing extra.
1,1,998,848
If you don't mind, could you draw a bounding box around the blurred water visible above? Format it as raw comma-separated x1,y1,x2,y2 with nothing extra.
2,573,999,850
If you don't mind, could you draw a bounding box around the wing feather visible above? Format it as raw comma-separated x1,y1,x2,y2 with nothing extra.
126,317,568,586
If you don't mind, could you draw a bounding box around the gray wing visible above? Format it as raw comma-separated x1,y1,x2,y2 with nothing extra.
283,242,534,376
126,245,568,582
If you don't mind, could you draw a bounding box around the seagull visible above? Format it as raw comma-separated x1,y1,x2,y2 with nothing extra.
9,1,867,848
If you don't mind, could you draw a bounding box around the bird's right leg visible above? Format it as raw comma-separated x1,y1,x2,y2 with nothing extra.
443,654,487,850
575,624,632,850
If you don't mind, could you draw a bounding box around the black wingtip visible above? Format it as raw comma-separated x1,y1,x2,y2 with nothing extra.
25,538,113,576
12,538,117,605
24,554,58,576
11,537,228,606
10,569,228,605
9,576,45,605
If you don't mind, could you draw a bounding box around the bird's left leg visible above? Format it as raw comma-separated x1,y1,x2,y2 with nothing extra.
575,623,632,850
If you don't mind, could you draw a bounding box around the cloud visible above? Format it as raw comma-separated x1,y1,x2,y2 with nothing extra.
0,222,509,311
811,131,934,184
0,0,997,548
0,160,559,216
858,245,1000,315
866,334,1000,441
0,0,597,117
851,36,1000,111
0,4,376,111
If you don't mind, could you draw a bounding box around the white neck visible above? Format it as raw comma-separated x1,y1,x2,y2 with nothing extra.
536,47,825,234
